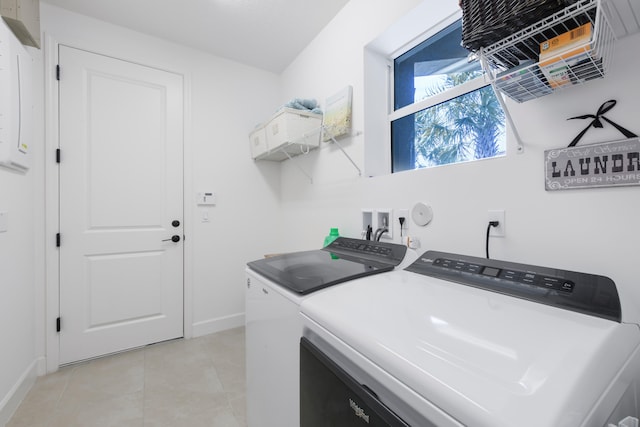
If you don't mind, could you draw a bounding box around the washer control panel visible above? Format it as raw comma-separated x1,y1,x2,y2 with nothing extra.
432,258,575,293
323,237,407,267
406,251,621,322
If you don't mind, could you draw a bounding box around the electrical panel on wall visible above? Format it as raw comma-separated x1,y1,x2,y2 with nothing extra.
0,19,33,172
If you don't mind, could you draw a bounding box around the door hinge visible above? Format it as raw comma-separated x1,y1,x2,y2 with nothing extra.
56,233,61,247
56,65,60,81
56,317,61,332
56,148,61,163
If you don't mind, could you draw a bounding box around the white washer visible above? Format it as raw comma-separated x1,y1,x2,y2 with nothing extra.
245,237,416,427
300,250,640,427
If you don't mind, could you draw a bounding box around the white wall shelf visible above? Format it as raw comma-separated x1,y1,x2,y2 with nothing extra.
251,121,361,183
250,107,323,162
253,126,322,162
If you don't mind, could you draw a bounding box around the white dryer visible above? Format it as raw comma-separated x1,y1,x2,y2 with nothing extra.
300,250,640,427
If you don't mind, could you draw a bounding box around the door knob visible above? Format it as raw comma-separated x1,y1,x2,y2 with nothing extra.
162,235,181,243
172,220,180,227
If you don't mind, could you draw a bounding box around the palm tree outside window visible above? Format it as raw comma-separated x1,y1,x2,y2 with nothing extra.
390,19,506,173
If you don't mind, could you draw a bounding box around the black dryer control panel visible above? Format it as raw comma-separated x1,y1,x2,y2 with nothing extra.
406,251,621,322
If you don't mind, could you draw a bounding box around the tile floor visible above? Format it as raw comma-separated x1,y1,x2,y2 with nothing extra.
7,327,247,427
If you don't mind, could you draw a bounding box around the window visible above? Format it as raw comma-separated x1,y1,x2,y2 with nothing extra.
390,20,506,173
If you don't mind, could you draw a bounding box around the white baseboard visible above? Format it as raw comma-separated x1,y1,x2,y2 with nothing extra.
0,359,38,426
192,312,245,338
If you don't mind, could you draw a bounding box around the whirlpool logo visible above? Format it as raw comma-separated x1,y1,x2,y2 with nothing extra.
349,399,370,423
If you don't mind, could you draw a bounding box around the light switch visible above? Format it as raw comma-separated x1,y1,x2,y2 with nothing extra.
0,211,7,233
197,192,216,206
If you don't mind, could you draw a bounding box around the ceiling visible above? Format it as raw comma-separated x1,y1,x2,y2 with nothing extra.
43,0,351,73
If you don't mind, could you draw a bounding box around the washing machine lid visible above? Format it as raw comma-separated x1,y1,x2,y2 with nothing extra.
300,268,640,427
247,237,407,295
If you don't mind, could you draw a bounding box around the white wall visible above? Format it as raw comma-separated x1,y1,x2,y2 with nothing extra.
0,35,43,423
276,0,424,251
278,0,640,322
0,154,38,425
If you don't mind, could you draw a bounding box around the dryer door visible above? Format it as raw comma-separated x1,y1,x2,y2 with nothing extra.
300,337,410,427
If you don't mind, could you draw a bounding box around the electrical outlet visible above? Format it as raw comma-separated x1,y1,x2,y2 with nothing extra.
488,210,505,237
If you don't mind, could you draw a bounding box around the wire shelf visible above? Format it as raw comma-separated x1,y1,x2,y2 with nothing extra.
480,0,615,103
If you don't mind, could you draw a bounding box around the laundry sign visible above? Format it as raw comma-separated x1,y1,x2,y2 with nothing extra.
545,137,640,190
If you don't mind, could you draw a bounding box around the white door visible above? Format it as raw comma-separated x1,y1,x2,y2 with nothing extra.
58,46,184,364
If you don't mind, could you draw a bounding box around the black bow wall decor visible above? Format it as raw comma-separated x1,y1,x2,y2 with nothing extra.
567,100,637,147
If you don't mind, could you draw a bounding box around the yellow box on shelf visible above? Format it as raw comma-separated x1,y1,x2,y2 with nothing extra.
540,22,592,59
539,23,598,89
